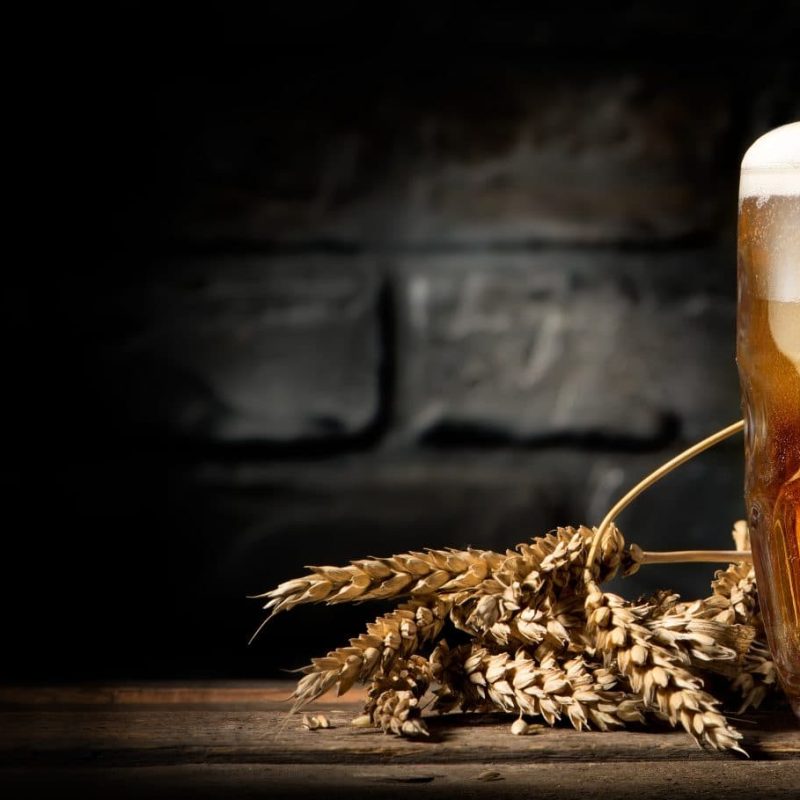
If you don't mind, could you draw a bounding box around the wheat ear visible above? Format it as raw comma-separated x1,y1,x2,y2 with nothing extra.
731,640,779,712
490,524,626,594
453,645,645,732
251,547,503,628
645,598,755,677
584,583,747,754
362,654,431,737
451,525,623,648
708,522,776,710
291,597,450,711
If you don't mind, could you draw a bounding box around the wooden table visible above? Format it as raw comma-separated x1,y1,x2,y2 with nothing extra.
1,683,798,799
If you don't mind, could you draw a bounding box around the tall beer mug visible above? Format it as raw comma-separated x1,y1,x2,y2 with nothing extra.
737,122,800,718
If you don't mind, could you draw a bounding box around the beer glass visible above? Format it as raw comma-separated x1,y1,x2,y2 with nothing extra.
737,122,800,718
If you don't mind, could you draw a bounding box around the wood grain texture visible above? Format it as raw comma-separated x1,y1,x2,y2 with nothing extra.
4,762,800,800
1,682,798,799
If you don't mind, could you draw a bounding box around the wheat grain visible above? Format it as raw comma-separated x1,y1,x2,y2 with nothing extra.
301,713,331,730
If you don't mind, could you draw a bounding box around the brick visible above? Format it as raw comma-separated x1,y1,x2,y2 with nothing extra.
161,70,733,246
93,255,381,442
394,250,741,443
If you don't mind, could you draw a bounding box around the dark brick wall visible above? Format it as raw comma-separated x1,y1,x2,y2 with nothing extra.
5,2,799,680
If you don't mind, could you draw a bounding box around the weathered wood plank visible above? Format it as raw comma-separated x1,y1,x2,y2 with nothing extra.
2,761,800,800
1,695,797,766
1,682,798,799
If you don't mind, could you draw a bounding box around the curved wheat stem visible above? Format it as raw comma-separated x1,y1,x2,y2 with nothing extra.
586,420,745,575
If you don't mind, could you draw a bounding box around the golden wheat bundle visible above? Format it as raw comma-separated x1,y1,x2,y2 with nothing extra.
251,421,785,755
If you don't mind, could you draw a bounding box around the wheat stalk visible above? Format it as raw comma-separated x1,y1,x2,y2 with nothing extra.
445,644,645,733
255,420,787,755
490,525,626,592
251,546,504,632
253,525,623,635
448,525,623,652
428,640,482,714
706,522,776,710
263,524,776,751
453,592,587,657
584,583,747,754
362,654,431,737
646,599,755,676
731,640,779,712
632,526,776,713
709,535,759,629
290,597,450,711
663,521,775,711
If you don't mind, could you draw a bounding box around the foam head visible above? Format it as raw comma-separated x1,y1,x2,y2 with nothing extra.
740,123,800,371
740,121,800,199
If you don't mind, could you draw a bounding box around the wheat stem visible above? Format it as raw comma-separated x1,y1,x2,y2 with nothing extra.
634,548,752,565
586,420,745,573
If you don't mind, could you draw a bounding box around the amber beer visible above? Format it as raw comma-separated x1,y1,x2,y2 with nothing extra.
737,122,800,718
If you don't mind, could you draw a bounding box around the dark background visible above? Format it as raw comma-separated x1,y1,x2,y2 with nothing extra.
4,2,799,682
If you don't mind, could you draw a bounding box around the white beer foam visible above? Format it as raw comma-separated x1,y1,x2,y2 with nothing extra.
740,123,800,305
740,122,800,198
